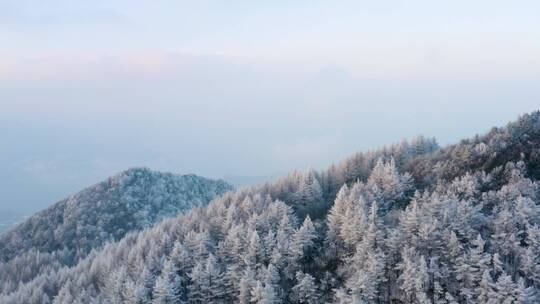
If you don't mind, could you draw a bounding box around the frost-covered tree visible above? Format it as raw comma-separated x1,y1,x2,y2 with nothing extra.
152,259,182,304
293,170,325,217
0,169,232,295
239,267,257,304
365,157,413,210
290,216,317,270
251,281,277,304
291,272,319,304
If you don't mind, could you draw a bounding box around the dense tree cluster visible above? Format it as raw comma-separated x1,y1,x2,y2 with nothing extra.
2,111,540,303
0,168,232,295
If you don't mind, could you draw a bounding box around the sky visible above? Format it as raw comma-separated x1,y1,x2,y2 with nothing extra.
1,0,540,214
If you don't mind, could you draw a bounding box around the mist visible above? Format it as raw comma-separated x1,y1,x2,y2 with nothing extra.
1,0,540,214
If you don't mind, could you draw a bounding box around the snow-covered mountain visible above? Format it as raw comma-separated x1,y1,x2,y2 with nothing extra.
0,168,232,295
2,112,540,303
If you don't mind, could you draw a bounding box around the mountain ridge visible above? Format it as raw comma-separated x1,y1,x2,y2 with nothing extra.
2,111,540,303
0,167,232,296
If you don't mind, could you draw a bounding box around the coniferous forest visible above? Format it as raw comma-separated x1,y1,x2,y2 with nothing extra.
2,112,540,303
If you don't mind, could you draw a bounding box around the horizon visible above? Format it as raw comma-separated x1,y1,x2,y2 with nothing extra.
1,112,537,217
1,1,540,214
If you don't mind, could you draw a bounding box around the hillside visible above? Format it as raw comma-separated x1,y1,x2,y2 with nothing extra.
2,111,540,303
0,168,232,295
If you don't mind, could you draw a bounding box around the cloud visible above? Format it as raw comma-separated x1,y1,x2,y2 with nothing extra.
0,0,127,29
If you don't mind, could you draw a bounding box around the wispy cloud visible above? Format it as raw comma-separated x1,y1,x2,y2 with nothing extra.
0,0,127,29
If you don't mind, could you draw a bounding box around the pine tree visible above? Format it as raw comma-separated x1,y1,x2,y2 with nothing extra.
347,250,385,303
326,185,350,260
238,267,256,304
491,208,520,262
294,171,324,212
366,157,412,210
454,253,475,302
140,266,157,302
152,259,182,304
400,199,423,248
124,278,148,304
103,266,128,303
290,216,318,271
476,270,495,304
291,272,319,304
398,248,430,303
188,262,205,304
520,224,540,285
251,280,277,304
221,264,241,302
414,256,430,304
153,276,178,304
345,202,386,303
203,254,226,301
263,284,278,304
516,277,536,304
53,280,74,304
492,273,517,303
491,253,504,277
469,235,491,283
245,230,264,268
263,264,282,302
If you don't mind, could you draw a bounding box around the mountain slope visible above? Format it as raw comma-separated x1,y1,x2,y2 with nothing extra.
2,111,540,304
0,168,232,295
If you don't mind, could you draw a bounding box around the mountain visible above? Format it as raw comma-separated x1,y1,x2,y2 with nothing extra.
0,168,232,296
2,111,540,304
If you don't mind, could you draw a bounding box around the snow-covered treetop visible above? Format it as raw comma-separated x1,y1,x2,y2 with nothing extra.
0,167,232,266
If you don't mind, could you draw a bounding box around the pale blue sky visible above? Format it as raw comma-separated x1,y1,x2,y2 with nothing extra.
1,1,539,214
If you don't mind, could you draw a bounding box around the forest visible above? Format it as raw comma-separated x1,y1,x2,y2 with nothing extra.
0,168,232,298
1,112,540,303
